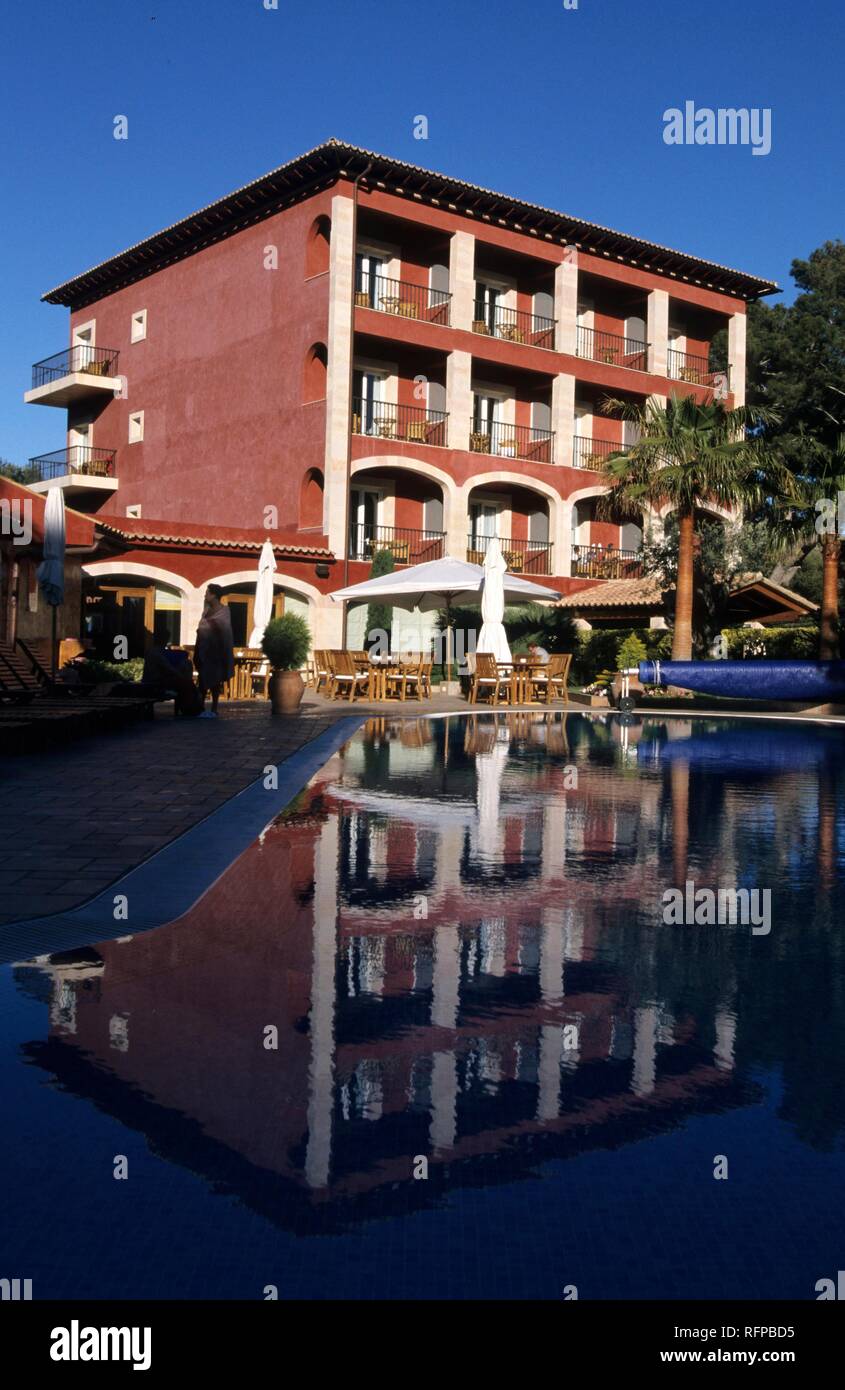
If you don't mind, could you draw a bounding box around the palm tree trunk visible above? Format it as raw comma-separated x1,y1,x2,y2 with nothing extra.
672,509,695,661
819,534,841,660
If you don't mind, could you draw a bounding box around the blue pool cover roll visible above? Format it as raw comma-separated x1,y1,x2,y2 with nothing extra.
638,659,845,702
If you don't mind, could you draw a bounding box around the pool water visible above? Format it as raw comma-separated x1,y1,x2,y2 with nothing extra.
2,712,844,1300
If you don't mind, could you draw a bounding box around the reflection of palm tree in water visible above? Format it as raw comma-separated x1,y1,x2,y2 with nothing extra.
671,758,690,887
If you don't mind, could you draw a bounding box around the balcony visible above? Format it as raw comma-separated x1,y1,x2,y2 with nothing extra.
472,302,556,351
25,346,120,408
27,446,118,495
469,421,554,464
572,436,629,470
571,544,642,580
348,523,445,566
467,533,553,576
355,273,451,326
668,350,730,395
352,398,448,447
575,326,648,374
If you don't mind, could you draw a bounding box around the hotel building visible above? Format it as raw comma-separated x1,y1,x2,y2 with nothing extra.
23,140,775,654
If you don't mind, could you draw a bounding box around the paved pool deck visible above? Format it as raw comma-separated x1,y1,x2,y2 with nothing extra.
1,692,841,931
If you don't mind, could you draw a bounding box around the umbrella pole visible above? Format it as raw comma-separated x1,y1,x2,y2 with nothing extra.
51,605,57,679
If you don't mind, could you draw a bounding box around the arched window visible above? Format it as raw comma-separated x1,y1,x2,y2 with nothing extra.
303,343,328,402
305,216,331,278
299,469,324,529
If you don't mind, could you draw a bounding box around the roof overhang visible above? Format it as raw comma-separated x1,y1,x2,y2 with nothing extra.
42,140,779,311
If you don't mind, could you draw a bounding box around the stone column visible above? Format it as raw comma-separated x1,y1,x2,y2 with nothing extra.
728,311,747,407
554,249,579,355
552,371,575,469
647,288,670,379
446,349,472,459
448,230,476,330
323,193,355,558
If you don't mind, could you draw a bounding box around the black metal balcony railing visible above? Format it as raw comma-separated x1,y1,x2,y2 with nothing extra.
31,345,120,390
348,523,445,566
472,301,556,350
28,446,117,483
572,436,631,470
355,273,451,326
351,398,448,447
667,349,730,394
466,534,553,576
576,326,649,373
469,420,554,464
571,544,642,580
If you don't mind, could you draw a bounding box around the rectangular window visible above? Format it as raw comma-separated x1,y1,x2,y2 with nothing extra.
131,310,147,343
128,411,144,444
126,504,142,519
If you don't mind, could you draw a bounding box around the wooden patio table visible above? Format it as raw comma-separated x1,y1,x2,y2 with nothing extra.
499,660,548,705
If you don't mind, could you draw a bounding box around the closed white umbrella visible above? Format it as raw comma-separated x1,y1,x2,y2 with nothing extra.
248,538,277,647
331,555,557,682
36,486,66,676
477,537,511,664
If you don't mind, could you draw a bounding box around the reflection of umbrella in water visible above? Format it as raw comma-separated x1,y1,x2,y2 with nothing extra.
475,731,510,861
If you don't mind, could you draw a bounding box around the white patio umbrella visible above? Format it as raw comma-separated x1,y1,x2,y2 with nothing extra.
36,486,66,676
248,538,277,648
476,537,511,664
331,556,557,681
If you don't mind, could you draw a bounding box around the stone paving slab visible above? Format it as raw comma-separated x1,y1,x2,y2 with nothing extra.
0,691,475,927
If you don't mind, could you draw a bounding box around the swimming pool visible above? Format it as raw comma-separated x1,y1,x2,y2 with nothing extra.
1,712,844,1300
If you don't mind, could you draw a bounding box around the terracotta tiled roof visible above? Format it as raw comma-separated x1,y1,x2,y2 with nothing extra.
42,140,777,309
99,515,334,559
558,578,664,609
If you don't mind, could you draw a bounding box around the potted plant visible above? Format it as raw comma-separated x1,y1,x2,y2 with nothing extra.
261,613,311,715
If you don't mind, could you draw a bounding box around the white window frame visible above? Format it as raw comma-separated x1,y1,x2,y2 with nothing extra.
128,410,145,444
126,504,142,519
131,309,147,343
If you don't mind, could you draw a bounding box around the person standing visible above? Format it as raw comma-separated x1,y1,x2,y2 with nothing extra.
194,584,235,718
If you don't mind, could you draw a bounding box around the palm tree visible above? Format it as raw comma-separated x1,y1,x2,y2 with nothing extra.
598,394,790,660
774,432,845,660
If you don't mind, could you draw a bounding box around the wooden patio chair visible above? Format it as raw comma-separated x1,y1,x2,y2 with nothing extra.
387,653,426,702
332,650,370,702
468,651,511,706
529,652,572,705
324,649,342,698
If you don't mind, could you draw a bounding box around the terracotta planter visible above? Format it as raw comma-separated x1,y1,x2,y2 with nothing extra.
269,669,304,715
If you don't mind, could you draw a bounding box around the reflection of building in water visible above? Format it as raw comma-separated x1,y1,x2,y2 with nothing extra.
18,717,755,1229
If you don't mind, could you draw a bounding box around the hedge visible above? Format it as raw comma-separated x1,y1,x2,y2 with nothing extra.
720,626,818,660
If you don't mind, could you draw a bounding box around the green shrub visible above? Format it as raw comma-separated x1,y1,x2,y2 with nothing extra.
616,633,648,671
720,625,818,660
261,613,311,670
572,628,672,685
75,657,145,684
366,548,395,650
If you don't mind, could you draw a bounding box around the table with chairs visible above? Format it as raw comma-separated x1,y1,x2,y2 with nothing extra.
468,652,571,707
310,648,571,706
311,649,434,703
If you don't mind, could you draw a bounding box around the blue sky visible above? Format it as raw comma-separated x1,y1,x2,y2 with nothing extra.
1,0,842,466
